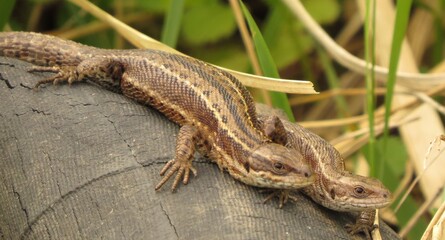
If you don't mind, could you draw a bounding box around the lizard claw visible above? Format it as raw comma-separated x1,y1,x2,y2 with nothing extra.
28,65,79,89
262,189,299,208
345,211,377,240
155,158,197,192
345,223,375,240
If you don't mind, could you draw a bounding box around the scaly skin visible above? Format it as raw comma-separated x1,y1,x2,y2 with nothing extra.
260,115,391,239
0,31,314,192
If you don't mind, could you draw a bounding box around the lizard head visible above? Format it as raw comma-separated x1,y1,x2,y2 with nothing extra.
244,143,315,189
323,173,392,211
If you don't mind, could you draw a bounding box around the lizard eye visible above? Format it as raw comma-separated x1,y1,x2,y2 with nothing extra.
272,161,287,174
274,162,284,170
354,186,366,195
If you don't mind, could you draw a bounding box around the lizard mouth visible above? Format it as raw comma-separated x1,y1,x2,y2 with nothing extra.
349,198,391,211
249,171,315,189
276,174,316,189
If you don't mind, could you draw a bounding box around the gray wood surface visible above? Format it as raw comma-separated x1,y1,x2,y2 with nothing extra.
0,57,400,240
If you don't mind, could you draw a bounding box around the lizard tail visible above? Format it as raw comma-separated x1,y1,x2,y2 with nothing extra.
0,31,97,67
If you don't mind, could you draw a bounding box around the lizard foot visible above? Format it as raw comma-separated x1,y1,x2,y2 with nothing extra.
155,125,199,192
345,223,376,240
345,210,377,240
262,189,299,208
155,158,197,192
29,65,79,89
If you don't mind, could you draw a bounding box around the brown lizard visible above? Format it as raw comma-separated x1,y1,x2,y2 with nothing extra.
260,115,392,239
0,31,314,193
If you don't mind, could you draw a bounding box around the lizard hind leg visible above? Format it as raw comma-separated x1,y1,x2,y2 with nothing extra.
29,65,80,89
75,57,124,92
155,125,199,192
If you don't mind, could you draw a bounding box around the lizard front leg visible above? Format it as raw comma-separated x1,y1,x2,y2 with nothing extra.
345,210,377,239
155,124,198,192
262,189,301,208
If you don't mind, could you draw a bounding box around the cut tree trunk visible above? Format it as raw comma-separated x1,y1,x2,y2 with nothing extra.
0,57,399,240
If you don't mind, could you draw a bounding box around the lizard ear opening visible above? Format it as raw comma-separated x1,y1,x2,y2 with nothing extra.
330,188,336,200
243,161,250,173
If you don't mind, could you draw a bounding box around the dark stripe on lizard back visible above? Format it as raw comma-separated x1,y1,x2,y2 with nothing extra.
137,54,262,151
163,53,265,144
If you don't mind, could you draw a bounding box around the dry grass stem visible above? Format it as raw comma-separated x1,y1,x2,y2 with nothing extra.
228,0,262,75
390,162,414,209
421,199,445,240
289,88,387,105
334,114,418,159
331,113,418,148
334,12,362,46
399,188,443,238
394,136,445,213
372,210,383,240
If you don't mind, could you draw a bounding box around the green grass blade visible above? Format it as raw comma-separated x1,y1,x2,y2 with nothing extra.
382,0,413,177
161,0,185,48
0,0,15,30
364,0,377,176
239,1,295,121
